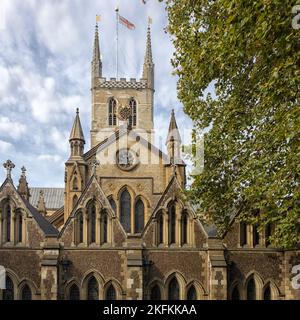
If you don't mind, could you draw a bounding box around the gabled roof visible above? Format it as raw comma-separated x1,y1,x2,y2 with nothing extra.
0,178,58,236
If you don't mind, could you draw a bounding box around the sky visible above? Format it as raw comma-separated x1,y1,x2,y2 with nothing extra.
0,0,194,187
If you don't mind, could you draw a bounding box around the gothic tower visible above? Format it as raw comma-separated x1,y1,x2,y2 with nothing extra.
90,23,155,148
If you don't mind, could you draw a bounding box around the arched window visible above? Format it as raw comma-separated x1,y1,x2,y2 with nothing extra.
73,195,78,209
15,210,23,243
105,284,116,300
129,98,137,127
187,285,197,300
134,199,144,233
5,204,11,243
108,98,117,126
253,225,259,247
73,177,78,191
120,189,131,233
87,277,99,300
240,222,247,246
88,202,96,244
168,277,180,300
168,203,176,245
157,212,164,245
109,197,116,214
150,285,161,300
21,284,32,300
69,284,80,300
78,212,84,244
181,211,188,245
263,285,271,300
3,276,14,300
247,278,256,300
101,210,108,244
231,286,240,300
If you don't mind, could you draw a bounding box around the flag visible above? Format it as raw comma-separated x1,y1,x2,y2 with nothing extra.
96,15,101,23
119,14,135,30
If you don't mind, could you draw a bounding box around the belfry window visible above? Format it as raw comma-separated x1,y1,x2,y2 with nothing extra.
134,199,144,233
120,189,131,233
129,98,137,127
108,98,117,126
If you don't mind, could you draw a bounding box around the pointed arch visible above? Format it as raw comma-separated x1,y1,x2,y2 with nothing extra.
108,97,117,126
20,284,32,300
168,277,180,300
3,275,15,300
157,210,164,245
120,189,131,233
87,276,99,300
129,98,137,127
181,210,188,245
165,271,186,300
244,271,264,300
187,285,197,300
246,277,256,300
72,176,79,191
168,201,176,245
69,283,80,300
81,270,104,300
134,198,144,233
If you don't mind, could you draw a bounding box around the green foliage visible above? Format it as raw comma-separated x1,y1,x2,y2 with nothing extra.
162,0,300,248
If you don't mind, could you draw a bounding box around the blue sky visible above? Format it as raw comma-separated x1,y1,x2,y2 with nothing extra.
0,0,193,187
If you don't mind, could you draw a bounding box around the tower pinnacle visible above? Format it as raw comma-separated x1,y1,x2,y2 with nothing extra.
91,23,102,86
142,23,154,90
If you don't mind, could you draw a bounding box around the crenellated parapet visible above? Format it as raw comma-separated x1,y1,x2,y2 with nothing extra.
96,77,148,90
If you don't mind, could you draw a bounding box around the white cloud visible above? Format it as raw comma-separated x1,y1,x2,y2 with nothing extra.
0,139,13,153
50,127,69,153
38,154,62,163
0,117,27,139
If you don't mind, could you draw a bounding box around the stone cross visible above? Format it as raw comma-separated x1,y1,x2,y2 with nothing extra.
21,166,26,177
3,160,15,178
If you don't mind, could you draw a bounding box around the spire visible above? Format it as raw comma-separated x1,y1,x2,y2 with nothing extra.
142,23,154,89
167,109,181,143
166,109,182,164
91,22,102,86
69,108,85,142
69,108,85,158
17,166,30,200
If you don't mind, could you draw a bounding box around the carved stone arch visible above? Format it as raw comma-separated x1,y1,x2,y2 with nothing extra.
244,271,264,300
18,278,38,300
3,268,20,300
164,271,187,300
81,270,105,300
117,185,136,201
65,278,81,300
186,280,206,300
229,279,243,300
103,278,123,300
262,280,280,300
148,278,165,300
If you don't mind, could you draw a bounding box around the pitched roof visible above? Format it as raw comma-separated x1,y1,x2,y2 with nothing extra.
24,200,59,236
30,188,64,210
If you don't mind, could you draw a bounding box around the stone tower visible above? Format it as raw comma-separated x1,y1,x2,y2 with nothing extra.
90,23,155,148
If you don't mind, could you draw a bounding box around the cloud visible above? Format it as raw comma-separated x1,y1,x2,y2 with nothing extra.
37,154,62,163
0,139,13,153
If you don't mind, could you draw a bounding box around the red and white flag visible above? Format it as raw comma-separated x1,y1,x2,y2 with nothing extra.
118,15,135,30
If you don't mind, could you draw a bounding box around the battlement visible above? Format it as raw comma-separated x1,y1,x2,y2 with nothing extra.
96,77,148,89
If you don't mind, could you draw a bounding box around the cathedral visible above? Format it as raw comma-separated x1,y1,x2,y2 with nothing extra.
0,23,300,301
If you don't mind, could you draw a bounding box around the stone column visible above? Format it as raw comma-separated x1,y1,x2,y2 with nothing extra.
207,239,227,300
41,236,59,300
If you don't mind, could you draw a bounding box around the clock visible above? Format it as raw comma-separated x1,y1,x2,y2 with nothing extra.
116,149,139,171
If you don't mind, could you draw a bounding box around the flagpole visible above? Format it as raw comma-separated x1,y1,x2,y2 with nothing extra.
115,6,119,80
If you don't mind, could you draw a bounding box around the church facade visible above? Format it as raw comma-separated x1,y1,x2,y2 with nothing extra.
0,24,300,301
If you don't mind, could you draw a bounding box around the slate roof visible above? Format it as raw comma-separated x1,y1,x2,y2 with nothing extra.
30,188,64,210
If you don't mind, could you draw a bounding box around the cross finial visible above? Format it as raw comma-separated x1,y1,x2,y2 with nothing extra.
3,160,15,178
21,166,26,177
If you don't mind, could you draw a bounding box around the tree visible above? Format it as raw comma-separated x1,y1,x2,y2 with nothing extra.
162,0,300,248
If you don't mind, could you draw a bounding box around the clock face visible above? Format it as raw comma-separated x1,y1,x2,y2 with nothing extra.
116,149,138,171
